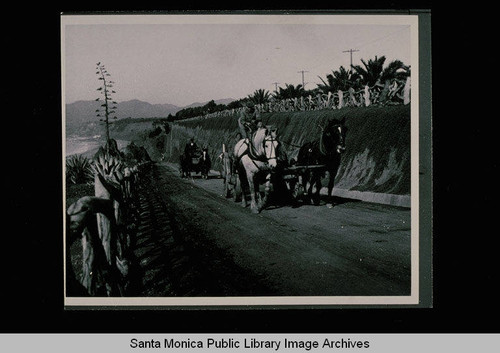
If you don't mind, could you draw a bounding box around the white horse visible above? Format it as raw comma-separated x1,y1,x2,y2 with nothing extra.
233,127,279,213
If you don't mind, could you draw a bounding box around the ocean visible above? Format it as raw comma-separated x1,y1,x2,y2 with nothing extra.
65,135,129,157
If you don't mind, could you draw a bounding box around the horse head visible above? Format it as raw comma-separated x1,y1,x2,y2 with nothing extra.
262,127,279,168
233,127,279,169
253,127,279,168
322,117,347,154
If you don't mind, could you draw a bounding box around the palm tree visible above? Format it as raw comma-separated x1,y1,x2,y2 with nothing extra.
376,59,411,104
379,59,410,83
317,66,360,93
274,84,305,100
247,89,271,105
352,56,387,87
353,56,410,87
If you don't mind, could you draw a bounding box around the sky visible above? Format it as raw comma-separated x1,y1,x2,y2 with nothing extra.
62,15,414,107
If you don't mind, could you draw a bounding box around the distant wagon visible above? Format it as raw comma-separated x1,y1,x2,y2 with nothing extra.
179,143,211,179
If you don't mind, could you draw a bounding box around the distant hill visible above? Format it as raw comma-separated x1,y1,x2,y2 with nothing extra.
66,99,180,124
66,98,235,122
65,98,236,136
117,99,181,119
180,98,236,109
65,99,180,136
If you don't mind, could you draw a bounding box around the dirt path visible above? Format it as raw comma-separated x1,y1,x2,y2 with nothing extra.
140,162,411,297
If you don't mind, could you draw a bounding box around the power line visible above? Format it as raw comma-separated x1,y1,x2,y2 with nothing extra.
307,27,409,73
297,70,308,88
342,49,359,69
353,27,409,53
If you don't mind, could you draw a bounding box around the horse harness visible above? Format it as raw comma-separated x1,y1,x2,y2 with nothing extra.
235,133,278,171
301,124,342,167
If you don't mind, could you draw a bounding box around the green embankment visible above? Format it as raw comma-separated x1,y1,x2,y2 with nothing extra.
110,105,411,196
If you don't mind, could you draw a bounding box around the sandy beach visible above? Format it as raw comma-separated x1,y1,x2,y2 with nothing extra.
65,136,129,158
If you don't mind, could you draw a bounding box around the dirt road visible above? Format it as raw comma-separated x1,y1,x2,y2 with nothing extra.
132,162,411,298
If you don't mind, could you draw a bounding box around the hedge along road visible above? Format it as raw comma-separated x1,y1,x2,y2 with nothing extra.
150,162,411,298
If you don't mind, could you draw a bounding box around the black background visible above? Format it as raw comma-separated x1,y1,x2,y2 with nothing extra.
3,1,499,333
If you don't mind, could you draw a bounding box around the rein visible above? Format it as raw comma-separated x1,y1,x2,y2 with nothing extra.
280,139,303,149
263,135,278,163
248,139,268,162
319,131,328,156
236,134,277,171
318,125,342,156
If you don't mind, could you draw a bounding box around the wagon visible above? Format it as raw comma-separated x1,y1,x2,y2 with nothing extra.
179,148,211,179
279,163,327,202
219,145,243,201
220,141,326,205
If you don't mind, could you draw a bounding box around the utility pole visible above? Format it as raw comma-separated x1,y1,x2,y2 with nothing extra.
272,82,280,93
342,49,359,70
297,70,308,88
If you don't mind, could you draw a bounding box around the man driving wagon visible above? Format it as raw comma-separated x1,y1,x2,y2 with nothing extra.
184,137,199,158
238,102,263,140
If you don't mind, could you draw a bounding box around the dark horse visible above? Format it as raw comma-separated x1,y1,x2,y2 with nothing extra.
179,152,193,178
297,117,347,206
199,147,211,179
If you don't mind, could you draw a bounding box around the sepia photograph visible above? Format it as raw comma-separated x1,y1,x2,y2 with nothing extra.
61,13,429,308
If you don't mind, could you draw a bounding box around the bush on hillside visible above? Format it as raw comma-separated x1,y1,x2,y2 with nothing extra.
123,141,152,165
148,126,163,138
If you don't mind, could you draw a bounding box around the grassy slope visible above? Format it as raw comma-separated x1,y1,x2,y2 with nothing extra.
103,105,411,195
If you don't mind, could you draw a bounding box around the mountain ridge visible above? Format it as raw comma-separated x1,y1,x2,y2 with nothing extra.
65,97,236,135
66,97,235,119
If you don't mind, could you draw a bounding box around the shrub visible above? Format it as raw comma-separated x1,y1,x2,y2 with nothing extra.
66,154,94,185
148,126,163,138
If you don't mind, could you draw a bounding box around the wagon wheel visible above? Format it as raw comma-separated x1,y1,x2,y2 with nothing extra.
312,191,321,206
293,181,304,200
221,155,232,198
284,174,303,200
232,174,242,202
223,174,231,198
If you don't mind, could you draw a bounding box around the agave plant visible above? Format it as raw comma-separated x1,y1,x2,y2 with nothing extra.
66,155,94,185
92,152,124,179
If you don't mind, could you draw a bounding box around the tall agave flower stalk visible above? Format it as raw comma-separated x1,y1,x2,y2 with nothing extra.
95,62,118,147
